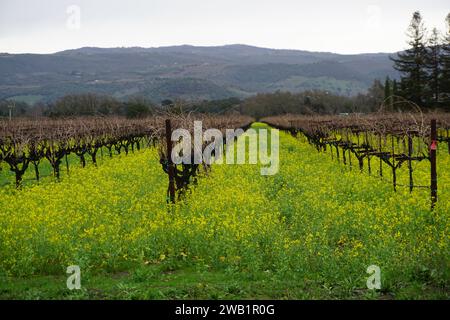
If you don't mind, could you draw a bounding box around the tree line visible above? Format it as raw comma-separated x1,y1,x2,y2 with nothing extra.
0,94,156,119
388,11,450,110
1,85,387,120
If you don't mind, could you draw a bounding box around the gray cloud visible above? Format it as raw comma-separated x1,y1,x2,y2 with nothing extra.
0,0,448,54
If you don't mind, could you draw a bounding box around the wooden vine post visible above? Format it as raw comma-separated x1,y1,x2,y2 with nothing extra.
430,119,437,210
407,134,413,193
165,119,176,204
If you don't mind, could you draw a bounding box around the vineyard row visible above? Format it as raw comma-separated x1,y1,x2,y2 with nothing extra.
0,115,253,191
262,113,449,208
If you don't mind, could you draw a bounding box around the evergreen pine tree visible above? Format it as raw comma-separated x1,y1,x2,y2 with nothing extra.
384,77,392,110
391,11,428,108
392,79,399,110
440,13,450,107
424,28,442,106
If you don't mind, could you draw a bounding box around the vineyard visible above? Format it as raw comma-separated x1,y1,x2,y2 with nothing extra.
0,114,449,299
0,115,253,192
263,113,450,208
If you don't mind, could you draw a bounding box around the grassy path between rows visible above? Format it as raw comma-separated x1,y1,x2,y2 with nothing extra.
0,123,448,299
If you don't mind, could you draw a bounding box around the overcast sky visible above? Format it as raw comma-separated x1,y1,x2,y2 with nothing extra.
0,0,448,54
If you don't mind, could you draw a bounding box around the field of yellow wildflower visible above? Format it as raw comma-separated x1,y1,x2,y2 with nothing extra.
0,124,448,299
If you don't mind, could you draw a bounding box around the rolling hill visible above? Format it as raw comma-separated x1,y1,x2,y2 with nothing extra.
0,44,399,103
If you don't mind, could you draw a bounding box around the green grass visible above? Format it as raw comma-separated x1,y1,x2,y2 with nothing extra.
1,265,446,300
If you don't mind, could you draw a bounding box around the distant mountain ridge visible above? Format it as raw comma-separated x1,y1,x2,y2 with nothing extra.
0,44,399,103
